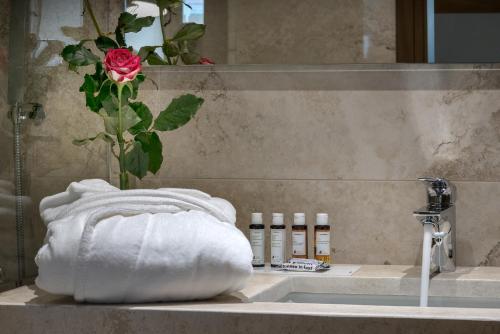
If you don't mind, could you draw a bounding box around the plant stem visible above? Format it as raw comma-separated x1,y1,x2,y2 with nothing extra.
116,83,129,190
158,5,169,45
84,0,103,37
158,5,176,65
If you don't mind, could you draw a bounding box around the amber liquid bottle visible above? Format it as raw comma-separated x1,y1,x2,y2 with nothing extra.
291,213,308,259
314,213,331,264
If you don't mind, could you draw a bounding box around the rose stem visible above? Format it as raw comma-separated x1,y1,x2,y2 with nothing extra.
84,0,103,37
116,83,129,190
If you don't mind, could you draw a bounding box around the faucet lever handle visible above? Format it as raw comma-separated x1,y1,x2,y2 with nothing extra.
417,177,454,209
418,177,440,183
418,177,453,186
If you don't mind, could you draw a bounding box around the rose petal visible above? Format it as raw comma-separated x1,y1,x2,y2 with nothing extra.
108,70,122,82
105,49,142,83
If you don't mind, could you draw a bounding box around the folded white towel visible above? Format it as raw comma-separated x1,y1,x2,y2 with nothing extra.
35,179,253,303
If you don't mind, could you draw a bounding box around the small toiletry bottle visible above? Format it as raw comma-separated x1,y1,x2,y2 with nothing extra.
292,213,308,259
314,213,331,264
249,213,265,267
270,213,286,267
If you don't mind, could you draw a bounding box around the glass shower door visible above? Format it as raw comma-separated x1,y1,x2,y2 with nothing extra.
0,0,41,291
0,0,19,291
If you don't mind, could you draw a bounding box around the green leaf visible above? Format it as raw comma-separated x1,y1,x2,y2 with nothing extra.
135,73,146,83
115,26,126,47
99,110,118,135
128,102,153,135
146,52,169,65
115,13,155,47
100,94,119,115
95,36,118,53
73,132,115,146
124,15,155,33
99,104,141,135
91,61,107,82
162,42,179,57
122,105,142,130
123,82,135,102
94,79,113,111
125,141,149,179
138,46,159,61
68,63,78,72
156,0,184,8
173,23,206,42
61,43,99,67
130,74,145,99
135,132,163,173
154,94,204,131
180,51,201,65
79,62,107,113
120,75,146,102
118,12,155,33
80,74,99,111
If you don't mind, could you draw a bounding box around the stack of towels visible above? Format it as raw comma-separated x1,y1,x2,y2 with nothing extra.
35,179,253,303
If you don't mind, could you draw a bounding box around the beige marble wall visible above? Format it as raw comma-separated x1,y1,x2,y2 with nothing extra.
182,0,396,64
225,0,396,64
23,64,500,268
134,66,500,267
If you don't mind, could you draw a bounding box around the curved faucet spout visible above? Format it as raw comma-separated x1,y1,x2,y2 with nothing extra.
414,177,457,307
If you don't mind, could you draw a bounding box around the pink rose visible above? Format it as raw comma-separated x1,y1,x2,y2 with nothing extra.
199,57,215,65
104,48,141,83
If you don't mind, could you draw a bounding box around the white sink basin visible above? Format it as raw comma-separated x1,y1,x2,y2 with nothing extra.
243,265,500,309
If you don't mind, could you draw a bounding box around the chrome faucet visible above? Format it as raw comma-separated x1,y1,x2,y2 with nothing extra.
413,177,456,273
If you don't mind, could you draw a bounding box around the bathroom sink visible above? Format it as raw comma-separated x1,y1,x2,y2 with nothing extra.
243,265,500,309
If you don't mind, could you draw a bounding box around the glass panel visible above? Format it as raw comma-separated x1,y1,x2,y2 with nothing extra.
125,1,164,57
435,13,500,63
183,0,204,24
0,0,17,291
0,0,38,291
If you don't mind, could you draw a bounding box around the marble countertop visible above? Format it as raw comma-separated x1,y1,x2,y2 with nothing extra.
2,265,500,322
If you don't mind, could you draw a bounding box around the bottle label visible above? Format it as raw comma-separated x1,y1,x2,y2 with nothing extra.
292,231,306,256
250,229,265,265
271,229,286,265
315,231,330,256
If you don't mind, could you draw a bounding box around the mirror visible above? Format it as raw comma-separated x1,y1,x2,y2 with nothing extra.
125,0,500,65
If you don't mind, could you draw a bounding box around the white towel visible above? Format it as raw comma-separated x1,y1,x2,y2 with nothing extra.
35,179,253,303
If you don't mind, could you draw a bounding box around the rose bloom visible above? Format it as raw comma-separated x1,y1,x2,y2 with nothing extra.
199,57,215,65
104,48,141,83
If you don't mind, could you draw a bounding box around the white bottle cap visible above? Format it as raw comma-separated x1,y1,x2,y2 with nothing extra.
251,212,263,225
293,213,306,225
316,213,329,225
272,213,284,225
